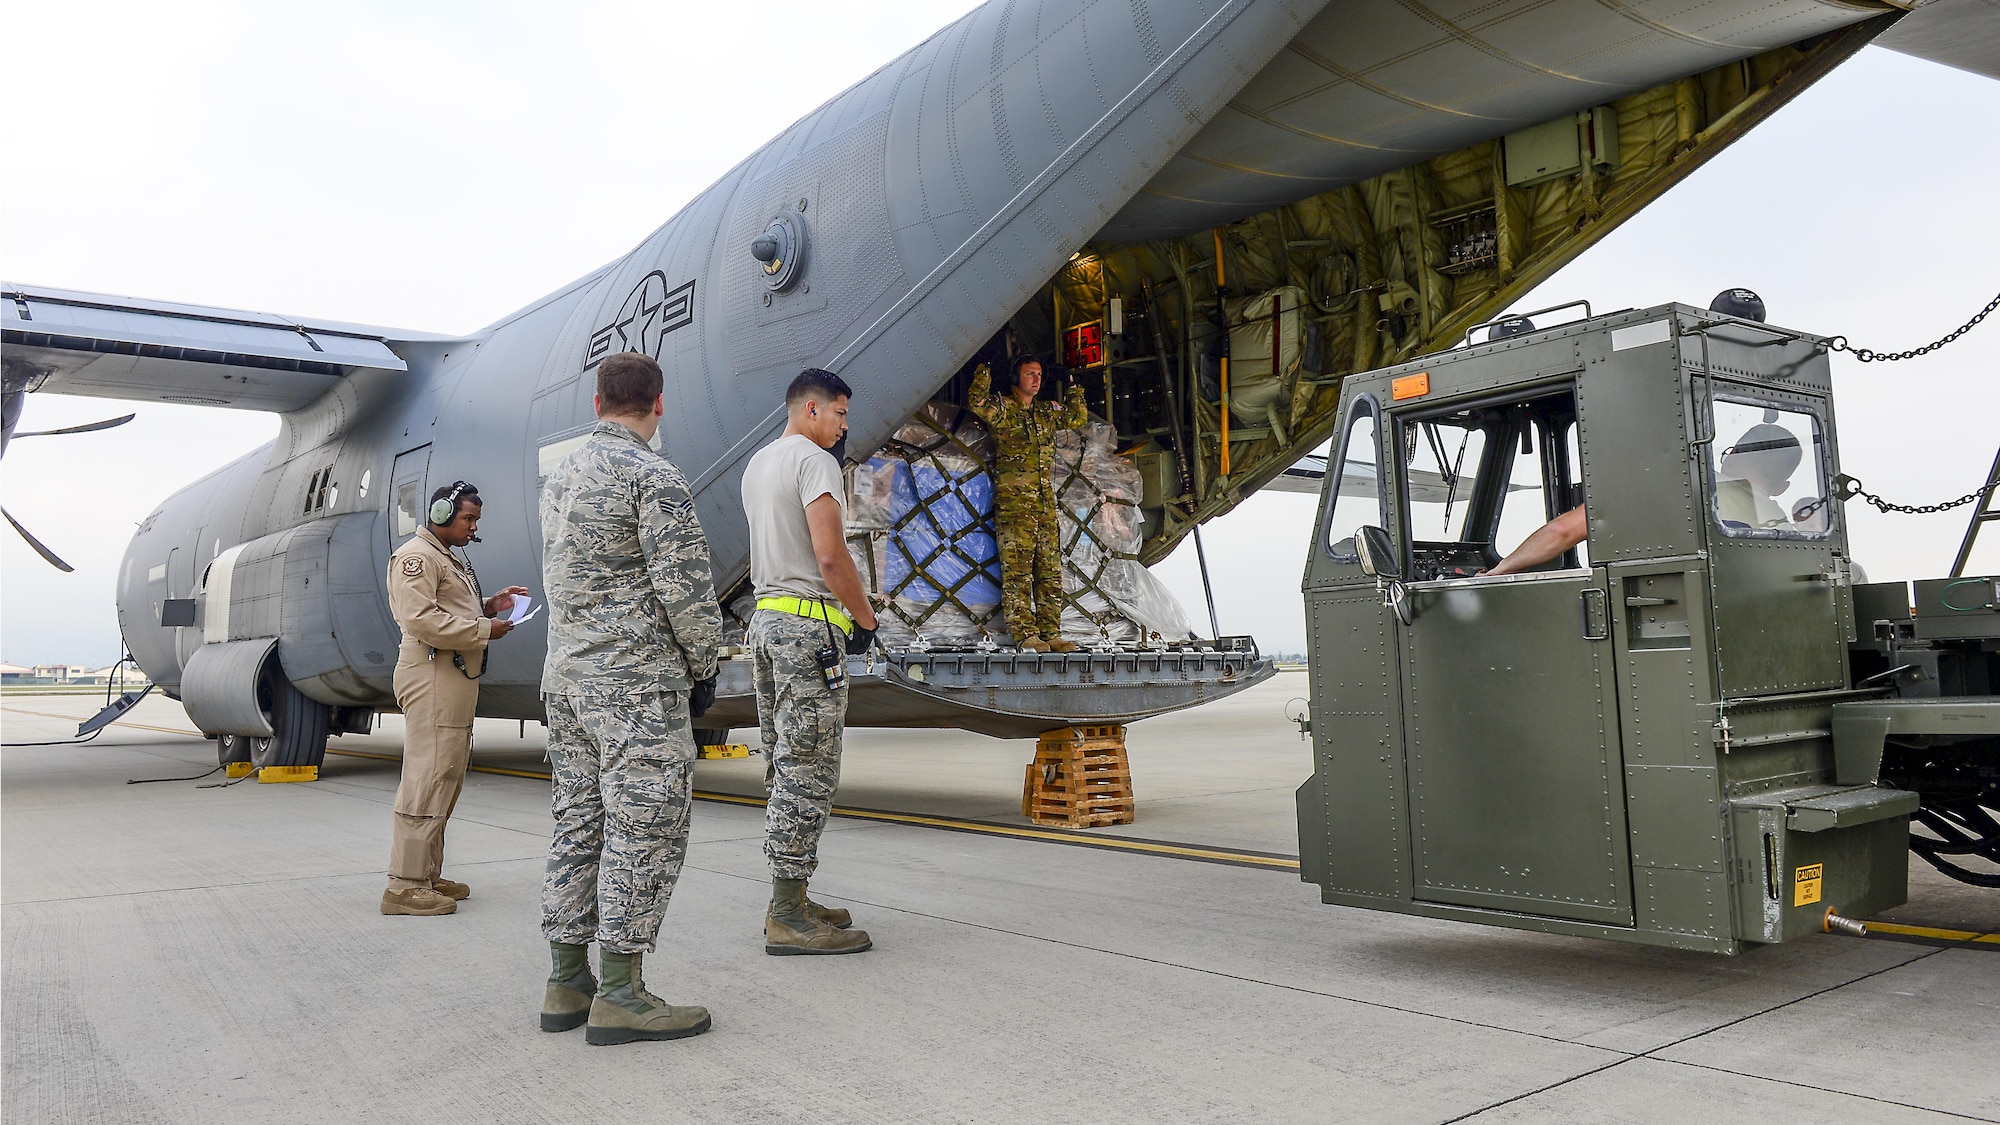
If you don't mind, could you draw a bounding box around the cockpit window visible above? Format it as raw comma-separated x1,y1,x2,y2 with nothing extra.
1707,397,1830,540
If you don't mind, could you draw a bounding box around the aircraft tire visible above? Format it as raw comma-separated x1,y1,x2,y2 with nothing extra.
694,727,730,750
216,733,254,767
254,673,331,770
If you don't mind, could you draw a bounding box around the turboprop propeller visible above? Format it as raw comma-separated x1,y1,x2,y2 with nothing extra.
0,389,134,570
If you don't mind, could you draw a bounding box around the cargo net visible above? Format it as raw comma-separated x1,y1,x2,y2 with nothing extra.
847,402,1195,650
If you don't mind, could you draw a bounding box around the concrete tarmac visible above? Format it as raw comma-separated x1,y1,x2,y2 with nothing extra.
4,675,1996,1123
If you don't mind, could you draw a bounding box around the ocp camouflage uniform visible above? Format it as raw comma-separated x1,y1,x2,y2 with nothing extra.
750,609,849,880
966,363,1088,640
540,420,721,954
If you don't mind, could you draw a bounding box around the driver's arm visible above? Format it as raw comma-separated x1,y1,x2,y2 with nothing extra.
1486,504,1587,576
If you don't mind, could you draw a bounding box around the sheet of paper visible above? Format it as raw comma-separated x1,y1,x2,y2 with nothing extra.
505,595,535,624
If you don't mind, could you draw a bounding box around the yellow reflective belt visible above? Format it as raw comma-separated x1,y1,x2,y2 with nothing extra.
755,595,853,636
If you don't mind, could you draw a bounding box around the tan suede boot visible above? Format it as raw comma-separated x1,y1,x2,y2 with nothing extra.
1046,638,1078,653
584,952,711,1046
1019,636,1050,653
541,942,595,1032
766,878,871,955
804,895,853,929
381,887,456,916
431,878,470,901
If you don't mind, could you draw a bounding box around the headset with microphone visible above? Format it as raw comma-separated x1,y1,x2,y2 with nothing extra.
429,481,482,541
422,479,488,677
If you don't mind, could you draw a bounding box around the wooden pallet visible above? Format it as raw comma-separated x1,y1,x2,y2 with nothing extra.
1022,724,1134,828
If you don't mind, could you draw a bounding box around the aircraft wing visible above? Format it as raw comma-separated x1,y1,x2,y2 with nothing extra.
1265,454,1534,503
1263,454,1459,502
1,284,441,411
1875,0,2000,82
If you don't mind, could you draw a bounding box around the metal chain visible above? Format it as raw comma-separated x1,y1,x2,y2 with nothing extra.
1836,471,2000,516
1823,290,2000,362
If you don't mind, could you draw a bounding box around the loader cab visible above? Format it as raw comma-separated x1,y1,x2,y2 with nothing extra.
1297,303,1913,953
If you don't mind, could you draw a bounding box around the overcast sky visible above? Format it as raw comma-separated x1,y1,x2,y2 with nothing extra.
4,1,1996,665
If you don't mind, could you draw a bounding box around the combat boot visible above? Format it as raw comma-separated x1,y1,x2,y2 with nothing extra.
1019,636,1050,653
804,893,853,929
584,951,711,1046
380,887,456,916
431,877,471,901
766,877,872,955
1046,638,1078,653
541,941,595,1032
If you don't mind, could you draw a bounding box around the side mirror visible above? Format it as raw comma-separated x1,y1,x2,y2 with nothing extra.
1355,525,1400,581
1355,525,1414,626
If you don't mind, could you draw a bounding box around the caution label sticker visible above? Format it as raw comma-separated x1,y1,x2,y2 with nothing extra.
1794,863,1823,907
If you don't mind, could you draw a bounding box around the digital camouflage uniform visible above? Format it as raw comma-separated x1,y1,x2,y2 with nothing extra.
540,420,721,954
966,363,1088,640
749,607,849,880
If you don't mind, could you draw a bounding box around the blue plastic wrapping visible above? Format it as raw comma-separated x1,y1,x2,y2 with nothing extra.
878,454,1001,608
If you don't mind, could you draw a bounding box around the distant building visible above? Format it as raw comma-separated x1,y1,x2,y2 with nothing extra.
3,663,148,687
66,665,139,686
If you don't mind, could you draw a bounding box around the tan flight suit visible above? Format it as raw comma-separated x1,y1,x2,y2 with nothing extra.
385,525,493,892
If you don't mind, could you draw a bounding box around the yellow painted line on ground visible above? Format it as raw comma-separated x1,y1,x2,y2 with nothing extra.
1864,921,2000,945
325,748,1302,870
39,710,1995,889
3,705,207,740
724,797,1304,870
323,747,554,781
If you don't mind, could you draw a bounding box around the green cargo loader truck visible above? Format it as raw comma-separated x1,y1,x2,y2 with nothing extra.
1296,301,1996,953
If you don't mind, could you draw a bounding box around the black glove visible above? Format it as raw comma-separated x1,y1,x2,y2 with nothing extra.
689,675,717,719
845,623,877,656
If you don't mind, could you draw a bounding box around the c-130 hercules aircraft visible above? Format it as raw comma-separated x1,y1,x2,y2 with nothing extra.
3,0,1992,776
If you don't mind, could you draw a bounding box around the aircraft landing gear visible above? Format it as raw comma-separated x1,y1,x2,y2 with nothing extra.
216,732,257,768
257,673,330,779
213,666,330,781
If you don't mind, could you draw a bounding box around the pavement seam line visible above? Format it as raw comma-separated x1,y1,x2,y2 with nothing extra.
1643,1055,1997,1123
1,853,547,907
673,859,1619,1053
1441,943,1955,1123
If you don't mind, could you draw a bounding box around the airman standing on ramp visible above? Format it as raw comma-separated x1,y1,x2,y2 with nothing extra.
742,368,879,956
539,351,723,1045
967,356,1087,653
381,481,524,917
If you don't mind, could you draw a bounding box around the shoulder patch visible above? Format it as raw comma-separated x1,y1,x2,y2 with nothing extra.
401,556,425,577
